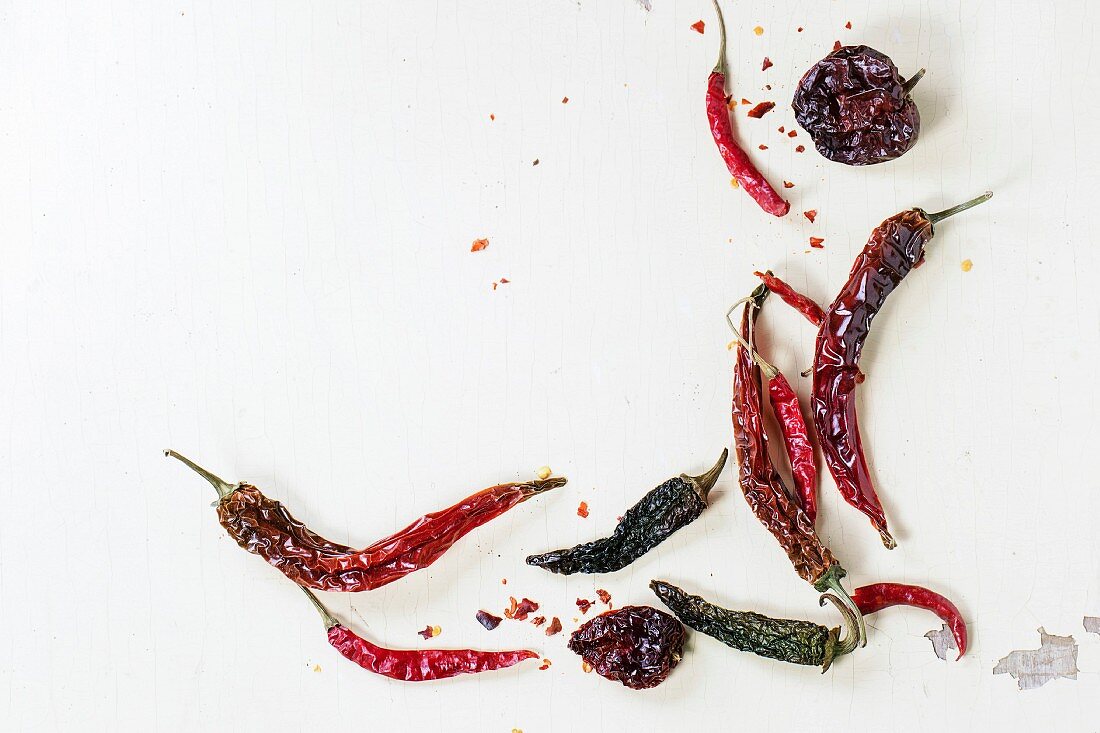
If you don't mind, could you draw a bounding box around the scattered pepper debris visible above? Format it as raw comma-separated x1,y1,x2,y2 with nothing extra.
418,625,437,640
833,40,842,52
504,596,519,619
961,259,973,272
810,237,825,249
761,57,773,71
787,130,797,138
532,159,539,166
476,610,503,630
513,598,540,621
577,500,590,518
499,277,510,284
795,144,806,153
577,598,593,614
777,126,785,133
753,26,764,36
501,578,507,585
539,658,552,670
597,589,612,606
804,210,817,223
730,178,740,189
747,101,775,118
313,664,322,672
740,97,751,105
765,84,772,90
562,96,569,104
783,181,794,189
758,144,768,150
536,466,552,480
471,238,489,252
531,616,546,627
845,21,853,29
582,660,594,673
546,617,563,636
491,282,498,291
797,26,804,32
690,20,705,34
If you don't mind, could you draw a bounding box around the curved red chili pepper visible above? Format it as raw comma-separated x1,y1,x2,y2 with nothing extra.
754,270,824,327
708,1,789,217
303,588,537,681
852,583,967,659
812,193,991,548
767,372,817,525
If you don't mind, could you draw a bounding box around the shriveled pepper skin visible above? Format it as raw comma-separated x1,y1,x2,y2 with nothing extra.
768,373,817,525
852,583,967,659
526,451,726,575
792,45,920,165
217,478,565,592
754,270,824,326
812,210,933,548
651,581,839,669
326,625,536,681
567,605,685,689
733,285,840,590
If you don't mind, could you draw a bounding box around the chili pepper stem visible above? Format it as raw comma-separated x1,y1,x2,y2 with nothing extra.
517,476,568,500
925,191,993,225
710,0,727,74
726,301,778,379
816,567,867,648
300,586,339,630
901,68,926,95
819,594,860,671
164,449,237,500
681,448,729,502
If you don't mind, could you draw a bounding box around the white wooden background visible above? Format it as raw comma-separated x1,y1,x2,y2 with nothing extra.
2,1,1098,730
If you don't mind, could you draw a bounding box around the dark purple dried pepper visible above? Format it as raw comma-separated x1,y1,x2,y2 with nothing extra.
475,610,502,630
568,606,686,690
792,45,925,165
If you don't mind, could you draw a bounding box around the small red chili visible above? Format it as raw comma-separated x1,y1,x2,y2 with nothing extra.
753,270,824,327
852,583,967,659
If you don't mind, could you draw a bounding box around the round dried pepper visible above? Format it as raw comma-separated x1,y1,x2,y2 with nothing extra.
567,606,686,690
792,45,924,165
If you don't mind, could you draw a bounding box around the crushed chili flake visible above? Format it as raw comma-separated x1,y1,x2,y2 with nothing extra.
803,210,817,223
539,658,552,671
536,466,552,480
476,610,503,630
758,144,768,150
753,25,764,36
765,84,772,90
777,126,785,133
761,57,773,71
491,282,498,291
582,661,594,673
727,340,737,351
562,96,569,104
690,20,705,34
577,501,590,518
531,616,546,627
577,598,593,614
546,617,563,636
418,625,436,640
504,596,519,619
596,589,612,606
513,598,540,621
795,144,806,153
797,26,804,32
499,277,510,284
740,98,751,105
783,181,794,189
787,130,797,137
471,238,489,252
501,578,507,585
532,159,539,166
490,113,495,121
810,237,825,248
845,21,852,29
747,101,775,118
730,178,740,189
833,40,842,52
961,259,973,272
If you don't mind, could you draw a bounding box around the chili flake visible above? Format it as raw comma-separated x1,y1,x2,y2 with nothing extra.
845,21,852,29
758,144,768,150
597,589,612,606
562,96,569,103
783,181,794,189
778,126,785,133
546,617,563,636
582,661,594,673
577,598,593,614
313,664,322,672
690,20,705,34
810,237,825,248
504,596,519,619
753,26,764,36
961,259,973,272
576,500,590,518
795,144,806,153
747,101,775,118
797,26,804,32
513,598,540,621
536,466,552,480
471,238,489,252
787,130,797,137
762,57,773,71
730,178,740,189
491,282,498,291
499,277,510,284
740,98,751,105
476,610,503,630
532,159,539,166
501,578,507,585
531,616,546,627
490,113,495,121
804,210,817,223
833,40,842,52
418,625,436,640
538,658,552,670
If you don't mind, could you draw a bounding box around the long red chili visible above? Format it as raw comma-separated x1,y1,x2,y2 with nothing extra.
812,192,992,548
726,304,817,524
302,588,536,680
852,583,967,659
754,270,824,326
707,0,789,217
165,450,565,592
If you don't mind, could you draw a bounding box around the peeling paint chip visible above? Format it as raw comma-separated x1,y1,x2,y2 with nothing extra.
993,627,1078,690
924,624,958,661
1084,616,1100,636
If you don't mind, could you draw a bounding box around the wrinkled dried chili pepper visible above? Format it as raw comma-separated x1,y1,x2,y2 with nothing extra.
726,302,817,525
301,588,535,681
792,45,925,165
567,605,686,689
852,583,967,659
707,0,789,217
754,270,824,326
165,450,565,592
526,450,727,575
812,193,992,548
728,286,864,643
651,580,858,672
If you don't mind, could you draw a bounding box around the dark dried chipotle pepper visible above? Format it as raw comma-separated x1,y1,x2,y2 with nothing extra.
165,450,565,592
792,45,925,165
651,580,858,672
568,605,686,689
526,450,727,575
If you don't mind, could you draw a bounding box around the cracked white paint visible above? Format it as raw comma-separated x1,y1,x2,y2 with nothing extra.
1084,617,1100,636
924,624,957,661
993,628,1078,690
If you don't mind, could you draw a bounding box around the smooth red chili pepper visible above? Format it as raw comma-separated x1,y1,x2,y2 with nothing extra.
165,450,566,592
707,1,789,217
754,270,824,326
728,285,863,646
812,193,992,548
302,588,536,680
852,583,967,659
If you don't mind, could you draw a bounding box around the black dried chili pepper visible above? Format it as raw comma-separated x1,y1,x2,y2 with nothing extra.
165,450,565,592
792,45,925,165
526,450,727,575
650,581,858,672
567,605,686,689
812,193,992,547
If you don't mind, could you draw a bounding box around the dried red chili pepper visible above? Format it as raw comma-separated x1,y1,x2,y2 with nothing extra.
568,606,686,689
792,45,925,165
852,583,967,659
475,610,502,630
725,300,817,525
165,450,565,592
301,588,536,681
728,285,864,644
812,193,992,548
707,0,789,217
754,270,824,326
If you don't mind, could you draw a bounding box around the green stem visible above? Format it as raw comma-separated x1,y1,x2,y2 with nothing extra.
818,567,867,649
164,449,236,500
926,191,992,225
725,298,778,379
300,586,339,630
819,593,860,671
